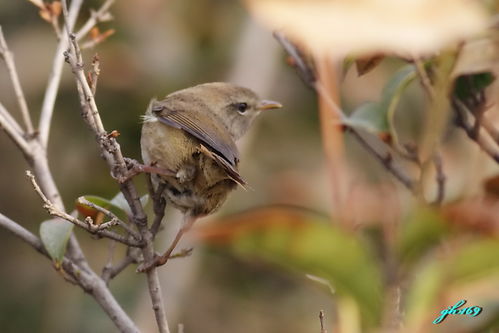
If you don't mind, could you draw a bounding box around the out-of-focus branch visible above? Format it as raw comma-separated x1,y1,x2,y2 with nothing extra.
274,32,415,191
60,1,170,331
0,102,31,154
75,0,116,41
39,0,83,148
413,60,447,203
102,248,140,283
347,129,415,191
453,98,499,163
0,27,34,135
432,153,445,205
0,212,47,256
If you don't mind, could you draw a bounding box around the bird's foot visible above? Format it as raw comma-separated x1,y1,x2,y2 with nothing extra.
117,158,175,183
136,248,194,272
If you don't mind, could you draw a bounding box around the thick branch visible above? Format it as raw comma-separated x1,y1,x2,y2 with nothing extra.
0,212,47,256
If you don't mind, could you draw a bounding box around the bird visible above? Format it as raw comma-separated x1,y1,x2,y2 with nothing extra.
139,82,282,268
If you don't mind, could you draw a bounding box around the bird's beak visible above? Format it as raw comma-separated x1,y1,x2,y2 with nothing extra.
257,100,283,111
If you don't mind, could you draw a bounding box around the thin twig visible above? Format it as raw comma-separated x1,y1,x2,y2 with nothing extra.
348,129,415,191
28,170,142,247
102,249,139,283
453,98,499,163
77,197,141,240
138,217,196,272
0,26,34,135
88,54,101,95
414,58,434,99
39,0,84,148
481,114,499,144
75,0,116,41
432,153,446,205
319,310,327,333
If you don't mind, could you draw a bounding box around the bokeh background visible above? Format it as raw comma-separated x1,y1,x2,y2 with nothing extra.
1,0,499,332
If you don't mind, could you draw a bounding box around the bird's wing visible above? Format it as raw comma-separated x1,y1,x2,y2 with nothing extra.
150,99,246,186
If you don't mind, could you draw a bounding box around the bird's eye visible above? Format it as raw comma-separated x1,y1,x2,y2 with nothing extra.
236,102,248,113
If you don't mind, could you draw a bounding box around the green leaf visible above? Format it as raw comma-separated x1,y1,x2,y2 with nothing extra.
40,218,73,266
346,65,416,139
397,207,449,265
200,207,383,327
110,192,149,217
447,239,499,284
453,72,495,103
344,101,388,134
76,195,127,221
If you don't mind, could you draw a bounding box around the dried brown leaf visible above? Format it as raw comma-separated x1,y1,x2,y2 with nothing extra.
50,1,62,18
355,54,384,76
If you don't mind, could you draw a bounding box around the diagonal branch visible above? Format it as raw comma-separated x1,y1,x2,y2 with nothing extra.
274,32,415,191
0,212,47,256
39,0,84,148
0,26,34,135
75,0,116,41
0,102,31,154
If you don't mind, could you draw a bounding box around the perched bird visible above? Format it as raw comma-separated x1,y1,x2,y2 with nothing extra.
141,82,282,218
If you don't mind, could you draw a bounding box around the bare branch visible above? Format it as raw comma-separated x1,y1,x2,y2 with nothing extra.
39,0,84,148
0,102,31,154
453,98,499,163
0,212,47,256
0,26,34,134
27,170,142,247
432,153,446,205
75,0,116,41
138,216,196,272
60,1,170,331
102,248,140,283
319,310,327,333
348,129,415,191
414,58,434,99
77,197,141,240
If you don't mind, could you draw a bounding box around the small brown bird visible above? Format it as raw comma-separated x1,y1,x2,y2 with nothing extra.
141,82,282,218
